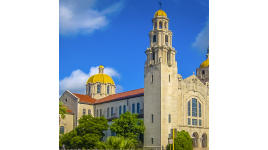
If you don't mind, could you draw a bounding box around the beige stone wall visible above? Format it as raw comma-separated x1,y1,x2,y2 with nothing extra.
77,103,95,121
59,90,78,128
59,114,74,134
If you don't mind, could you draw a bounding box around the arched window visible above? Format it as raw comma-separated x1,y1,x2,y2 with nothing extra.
202,70,205,75
119,106,122,116
83,109,86,115
97,85,100,93
192,98,197,117
111,107,113,116
88,109,91,115
165,22,167,28
188,101,190,116
159,21,162,29
107,85,110,94
60,126,64,134
199,102,201,117
97,109,98,117
132,103,135,114
100,109,102,116
154,22,157,29
152,52,155,60
151,114,153,123
153,35,156,42
137,103,140,114
123,105,126,113
88,86,91,94
107,108,109,117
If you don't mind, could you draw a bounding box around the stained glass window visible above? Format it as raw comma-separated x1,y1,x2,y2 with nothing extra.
192,98,197,117
188,101,190,116
188,118,191,125
199,102,201,117
192,119,197,125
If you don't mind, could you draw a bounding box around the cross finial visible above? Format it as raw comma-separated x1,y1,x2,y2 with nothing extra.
193,71,195,75
158,1,162,10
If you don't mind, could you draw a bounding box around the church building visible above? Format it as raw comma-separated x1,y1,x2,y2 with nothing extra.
59,9,209,150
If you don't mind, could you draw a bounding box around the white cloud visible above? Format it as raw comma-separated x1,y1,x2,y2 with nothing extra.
115,85,124,93
59,66,121,96
192,20,209,53
59,0,124,35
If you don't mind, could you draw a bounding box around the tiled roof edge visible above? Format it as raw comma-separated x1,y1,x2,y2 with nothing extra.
95,93,144,104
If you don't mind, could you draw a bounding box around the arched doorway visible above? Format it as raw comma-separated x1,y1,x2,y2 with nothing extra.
202,133,207,148
192,132,199,147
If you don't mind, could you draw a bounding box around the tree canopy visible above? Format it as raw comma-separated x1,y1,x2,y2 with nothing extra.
166,130,193,150
110,111,145,140
59,102,67,119
59,115,109,149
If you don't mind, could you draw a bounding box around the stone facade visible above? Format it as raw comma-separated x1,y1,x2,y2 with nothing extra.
59,9,209,150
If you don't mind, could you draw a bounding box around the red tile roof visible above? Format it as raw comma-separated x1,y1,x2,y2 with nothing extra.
73,93,96,103
95,88,144,104
62,105,74,114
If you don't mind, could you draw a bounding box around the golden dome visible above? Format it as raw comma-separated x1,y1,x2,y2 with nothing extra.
99,65,104,68
86,73,115,84
154,10,167,17
200,60,209,68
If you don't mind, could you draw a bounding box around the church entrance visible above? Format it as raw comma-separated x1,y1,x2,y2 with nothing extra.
192,132,199,148
202,133,207,148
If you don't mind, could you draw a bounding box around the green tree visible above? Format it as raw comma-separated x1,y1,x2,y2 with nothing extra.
59,115,109,149
110,111,145,140
59,102,68,125
166,130,193,150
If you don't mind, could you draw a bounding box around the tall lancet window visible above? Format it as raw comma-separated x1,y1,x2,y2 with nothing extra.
137,103,140,114
167,51,170,64
188,101,190,116
159,21,162,29
132,103,135,114
88,86,91,94
119,106,122,116
199,103,201,117
154,22,157,29
192,98,197,117
107,85,110,94
97,85,100,93
153,35,156,42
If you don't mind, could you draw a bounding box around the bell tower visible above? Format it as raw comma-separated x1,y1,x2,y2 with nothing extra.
144,9,178,150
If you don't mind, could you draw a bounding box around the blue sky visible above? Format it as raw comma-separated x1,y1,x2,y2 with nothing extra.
59,0,209,96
